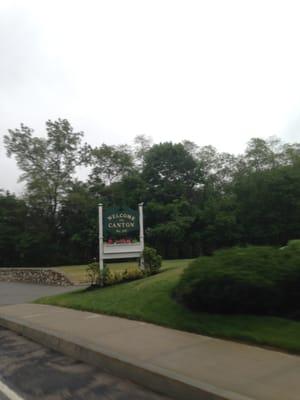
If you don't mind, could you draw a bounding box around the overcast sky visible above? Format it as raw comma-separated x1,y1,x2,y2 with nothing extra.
1,0,300,193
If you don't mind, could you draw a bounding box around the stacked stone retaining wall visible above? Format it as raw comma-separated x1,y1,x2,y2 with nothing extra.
0,268,73,286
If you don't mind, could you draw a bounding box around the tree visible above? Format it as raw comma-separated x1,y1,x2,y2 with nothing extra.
145,199,198,258
143,142,203,202
241,137,280,172
196,145,237,191
59,181,98,264
3,125,300,266
280,142,300,165
0,191,27,266
181,140,199,158
106,172,147,208
233,162,300,245
134,134,153,168
4,119,84,225
89,144,134,185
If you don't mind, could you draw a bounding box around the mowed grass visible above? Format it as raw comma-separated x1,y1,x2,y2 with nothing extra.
39,259,300,354
53,261,139,284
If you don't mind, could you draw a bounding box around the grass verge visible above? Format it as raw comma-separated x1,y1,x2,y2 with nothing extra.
38,259,300,354
53,261,139,284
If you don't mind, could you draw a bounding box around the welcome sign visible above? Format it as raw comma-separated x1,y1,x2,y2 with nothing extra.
99,203,144,270
104,207,139,236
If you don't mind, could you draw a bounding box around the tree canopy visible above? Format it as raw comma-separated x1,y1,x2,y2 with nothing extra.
2,119,300,266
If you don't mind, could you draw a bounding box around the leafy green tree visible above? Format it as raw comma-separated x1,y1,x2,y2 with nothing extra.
106,172,147,208
89,144,134,185
59,181,98,263
240,137,280,172
3,124,300,266
134,134,153,168
181,140,199,158
196,145,238,191
280,142,300,165
143,142,203,202
196,195,241,253
0,191,27,266
234,162,300,245
4,119,84,224
145,200,199,258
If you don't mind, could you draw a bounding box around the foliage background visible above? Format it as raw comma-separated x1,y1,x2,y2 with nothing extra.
1,121,300,266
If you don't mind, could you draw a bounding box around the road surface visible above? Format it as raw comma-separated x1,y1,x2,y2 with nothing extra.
0,282,77,306
0,283,170,399
0,327,169,400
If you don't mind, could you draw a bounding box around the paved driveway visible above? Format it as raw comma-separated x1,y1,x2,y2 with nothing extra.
0,282,78,306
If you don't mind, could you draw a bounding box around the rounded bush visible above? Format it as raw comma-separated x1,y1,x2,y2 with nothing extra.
285,239,300,251
143,246,162,275
175,245,300,318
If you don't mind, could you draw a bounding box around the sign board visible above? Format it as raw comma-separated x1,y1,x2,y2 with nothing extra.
98,203,144,271
104,207,139,236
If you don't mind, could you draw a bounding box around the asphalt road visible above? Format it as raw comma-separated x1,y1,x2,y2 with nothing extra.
0,282,77,306
0,327,169,400
0,284,170,399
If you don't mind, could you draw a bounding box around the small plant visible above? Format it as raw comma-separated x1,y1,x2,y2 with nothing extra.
122,268,145,282
86,262,145,288
143,246,162,275
104,267,145,286
86,261,101,286
102,266,117,286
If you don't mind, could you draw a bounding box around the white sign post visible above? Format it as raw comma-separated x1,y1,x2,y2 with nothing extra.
98,203,144,272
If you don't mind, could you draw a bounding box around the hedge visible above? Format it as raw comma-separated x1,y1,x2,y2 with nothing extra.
175,243,300,319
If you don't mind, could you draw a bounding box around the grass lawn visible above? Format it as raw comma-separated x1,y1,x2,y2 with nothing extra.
53,261,139,284
38,259,300,354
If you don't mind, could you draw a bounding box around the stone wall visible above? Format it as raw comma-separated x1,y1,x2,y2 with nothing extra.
0,268,73,286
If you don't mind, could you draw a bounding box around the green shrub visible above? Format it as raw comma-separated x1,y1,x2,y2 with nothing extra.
122,268,145,282
175,245,300,318
285,239,300,251
104,267,145,286
86,262,145,288
102,266,119,286
86,261,101,285
143,246,162,275
277,243,300,318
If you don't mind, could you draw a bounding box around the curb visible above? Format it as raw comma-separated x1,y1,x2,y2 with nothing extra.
0,314,253,400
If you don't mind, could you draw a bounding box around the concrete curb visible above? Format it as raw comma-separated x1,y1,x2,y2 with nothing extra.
0,314,253,400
